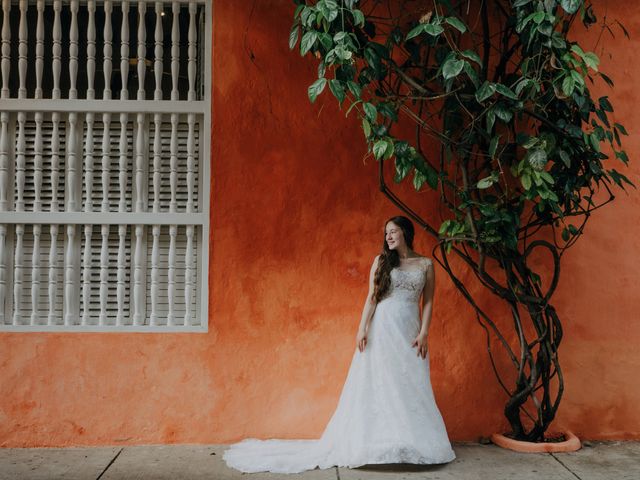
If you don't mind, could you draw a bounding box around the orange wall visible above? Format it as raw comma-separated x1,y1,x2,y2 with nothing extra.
1,0,639,447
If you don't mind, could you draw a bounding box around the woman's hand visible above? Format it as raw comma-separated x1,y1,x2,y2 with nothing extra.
411,332,429,359
356,329,368,353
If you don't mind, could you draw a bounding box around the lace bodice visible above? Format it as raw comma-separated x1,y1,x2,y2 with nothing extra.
384,258,431,304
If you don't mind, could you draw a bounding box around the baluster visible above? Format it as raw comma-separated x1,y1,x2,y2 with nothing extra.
132,225,144,325
64,225,75,325
184,225,194,326
169,115,178,212
31,224,40,325
120,1,130,100
15,113,25,212
52,0,61,99
102,0,111,211
33,114,43,210
98,225,108,325
149,225,159,325
35,1,44,98
47,224,58,325
154,2,163,100
0,0,10,220
81,225,91,325
103,1,113,99
118,114,128,211
1,0,10,98
116,225,126,325
69,0,78,99
87,1,96,99
135,116,144,211
167,225,176,325
85,118,95,211
50,119,60,212
12,225,24,325
18,0,27,98
101,119,111,212
0,113,7,211
0,225,6,323
171,1,180,101
66,114,77,211
137,1,146,100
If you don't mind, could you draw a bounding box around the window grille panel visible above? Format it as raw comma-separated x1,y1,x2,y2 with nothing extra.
0,0,211,332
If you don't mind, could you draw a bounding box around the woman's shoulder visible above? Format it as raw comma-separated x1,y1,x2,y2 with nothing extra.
411,255,433,269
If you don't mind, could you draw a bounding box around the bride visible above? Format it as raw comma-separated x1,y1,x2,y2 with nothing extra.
223,215,456,473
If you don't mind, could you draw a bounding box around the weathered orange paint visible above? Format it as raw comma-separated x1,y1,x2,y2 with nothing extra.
0,1,638,447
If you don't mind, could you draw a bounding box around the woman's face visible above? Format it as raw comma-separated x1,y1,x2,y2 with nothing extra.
385,221,405,250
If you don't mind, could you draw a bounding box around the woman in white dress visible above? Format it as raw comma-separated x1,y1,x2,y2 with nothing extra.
223,215,456,474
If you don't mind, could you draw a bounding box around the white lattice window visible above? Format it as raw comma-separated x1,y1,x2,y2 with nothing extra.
0,0,211,332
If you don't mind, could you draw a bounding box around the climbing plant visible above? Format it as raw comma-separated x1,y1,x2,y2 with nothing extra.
289,0,633,442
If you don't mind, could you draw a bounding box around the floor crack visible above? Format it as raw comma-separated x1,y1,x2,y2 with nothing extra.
335,466,341,480
550,452,582,480
95,447,124,480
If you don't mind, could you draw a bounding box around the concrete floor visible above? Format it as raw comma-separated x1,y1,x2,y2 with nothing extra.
0,441,638,480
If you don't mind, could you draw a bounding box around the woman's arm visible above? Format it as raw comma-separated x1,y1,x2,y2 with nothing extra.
356,255,380,352
412,258,435,358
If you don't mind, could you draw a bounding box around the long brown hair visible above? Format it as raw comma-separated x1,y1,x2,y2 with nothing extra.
372,216,415,303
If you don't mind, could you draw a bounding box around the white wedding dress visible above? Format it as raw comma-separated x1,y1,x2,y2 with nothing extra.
223,258,456,473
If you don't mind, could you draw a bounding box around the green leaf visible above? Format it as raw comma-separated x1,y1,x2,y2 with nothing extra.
562,75,575,96
477,175,496,189
307,77,327,103
599,96,613,112
527,149,548,170
413,169,427,190
406,24,425,40
558,149,571,167
513,0,532,6
461,50,482,65
289,25,300,50
493,104,513,123
351,9,365,27
362,118,371,138
521,173,532,190
561,0,582,15
539,170,555,184
445,16,467,33
442,58,465,80
438,220,451,235
373,139,389,160
346,81,361,99
475,81,496,103
494,83,518,100
489,136,500,159
329,79,345,104
363,102,377,123
583,52,600,71
318,32,333,51
614,123,628,135
300,31,318,55
423,24,445,36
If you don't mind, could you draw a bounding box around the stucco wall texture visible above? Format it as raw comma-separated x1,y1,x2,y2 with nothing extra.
1,1,638,447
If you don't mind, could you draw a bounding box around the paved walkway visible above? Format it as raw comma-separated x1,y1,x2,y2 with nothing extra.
1,441,638,479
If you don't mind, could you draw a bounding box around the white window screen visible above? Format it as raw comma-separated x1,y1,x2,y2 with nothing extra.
0,1,211,332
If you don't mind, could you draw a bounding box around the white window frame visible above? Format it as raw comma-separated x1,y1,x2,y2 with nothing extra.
0,0,212,332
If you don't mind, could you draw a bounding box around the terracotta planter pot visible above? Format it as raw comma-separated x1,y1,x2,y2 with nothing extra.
490,431,581,453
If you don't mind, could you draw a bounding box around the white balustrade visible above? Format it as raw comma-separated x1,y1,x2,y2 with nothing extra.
0,1,210,331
